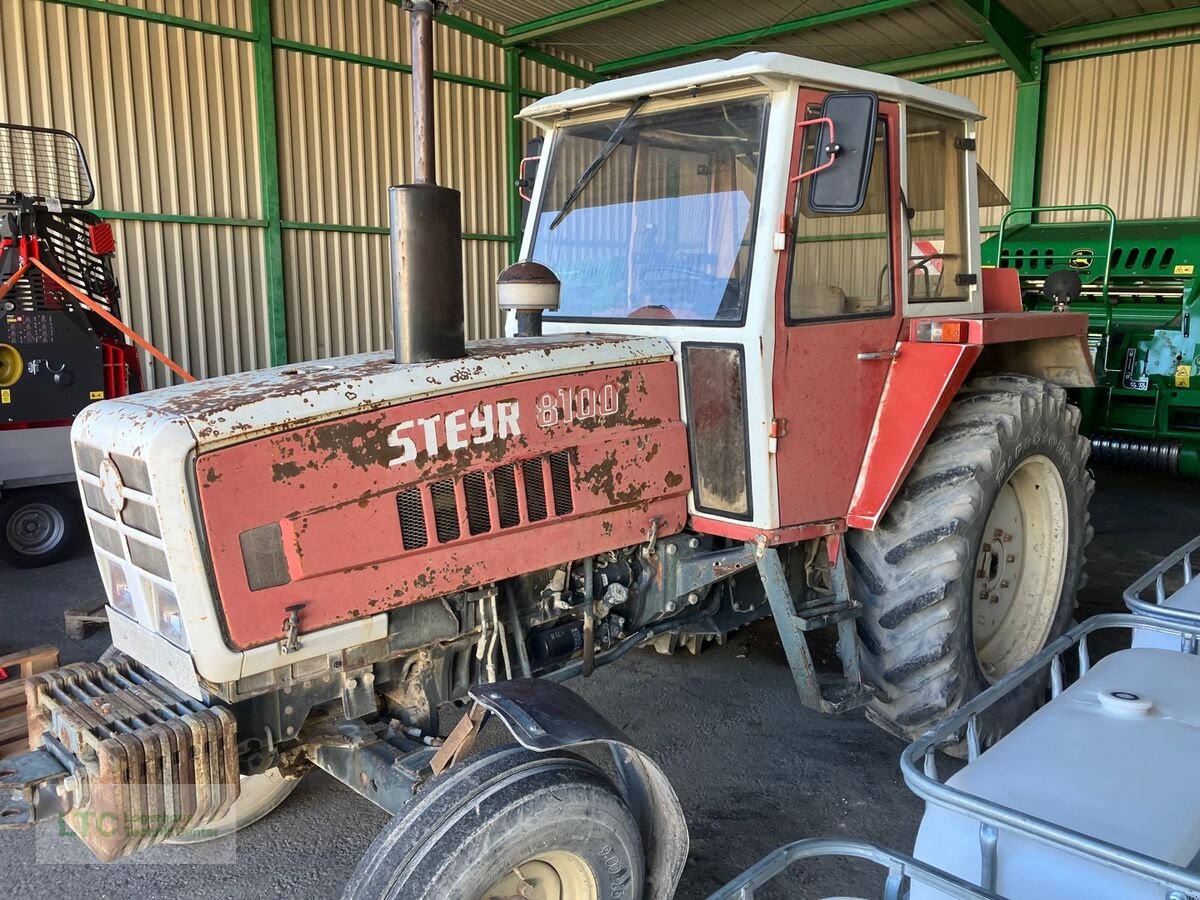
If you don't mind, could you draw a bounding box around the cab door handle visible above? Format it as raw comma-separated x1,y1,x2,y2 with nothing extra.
857,349,898,361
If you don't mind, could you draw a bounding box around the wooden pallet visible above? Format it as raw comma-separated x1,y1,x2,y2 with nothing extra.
0,645,59,759
65,600,109,641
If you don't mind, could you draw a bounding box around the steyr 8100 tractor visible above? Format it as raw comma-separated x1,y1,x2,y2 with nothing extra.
1,6,1095,899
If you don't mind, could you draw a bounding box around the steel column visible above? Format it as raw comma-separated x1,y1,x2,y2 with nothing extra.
1009,49,1046,222
251,0,288,366
505,48,523,263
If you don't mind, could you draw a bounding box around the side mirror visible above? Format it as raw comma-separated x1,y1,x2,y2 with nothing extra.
808,91,879,214
518,136,543,227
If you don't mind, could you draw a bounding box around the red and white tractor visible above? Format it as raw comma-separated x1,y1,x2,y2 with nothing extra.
1,6,1095,898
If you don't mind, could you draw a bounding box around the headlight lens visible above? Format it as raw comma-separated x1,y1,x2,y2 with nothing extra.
106,559,136,617
154,584,189,651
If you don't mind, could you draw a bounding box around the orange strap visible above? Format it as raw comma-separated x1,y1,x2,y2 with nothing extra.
28,256,196,383
0,259,30,305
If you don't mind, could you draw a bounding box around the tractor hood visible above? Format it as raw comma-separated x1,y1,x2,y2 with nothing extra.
86,333,674,453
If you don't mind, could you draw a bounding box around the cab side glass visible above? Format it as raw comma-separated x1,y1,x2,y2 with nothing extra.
809,91,879,214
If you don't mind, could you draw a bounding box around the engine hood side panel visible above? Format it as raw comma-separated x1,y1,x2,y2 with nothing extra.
197,360,691,650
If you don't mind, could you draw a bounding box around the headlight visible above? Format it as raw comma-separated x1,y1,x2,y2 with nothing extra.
153,584,189,651
105,559,136,617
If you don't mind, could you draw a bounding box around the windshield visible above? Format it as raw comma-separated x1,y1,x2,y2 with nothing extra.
531,96,768,324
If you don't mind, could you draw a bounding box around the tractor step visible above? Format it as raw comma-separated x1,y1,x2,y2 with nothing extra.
792,598,862,631
755,544,872,715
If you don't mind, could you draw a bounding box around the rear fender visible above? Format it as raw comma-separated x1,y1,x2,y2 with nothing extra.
470,678,687,900
846,341,980,530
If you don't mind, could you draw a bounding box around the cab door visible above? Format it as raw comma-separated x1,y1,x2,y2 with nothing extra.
773,93,904,527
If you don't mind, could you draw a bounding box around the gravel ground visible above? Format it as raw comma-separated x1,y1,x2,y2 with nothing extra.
1,466,1198,899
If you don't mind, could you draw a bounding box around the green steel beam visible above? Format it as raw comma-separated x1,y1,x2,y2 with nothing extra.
44,0,255,41
1046,31,1200,63
96,210,268,228
594,0,931,75
1008,48,1046,219
252,0,288,366
521,46,600,84
947,0,1037,81
281,221,511,242
1036,8,1200,48
866,44,995,75
911,61,1010,83
502,0,671,46
505,49,524,262
271,37,508,92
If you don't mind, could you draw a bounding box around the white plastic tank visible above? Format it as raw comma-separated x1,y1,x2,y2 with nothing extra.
1132,576,1200,650
913,647,1200,899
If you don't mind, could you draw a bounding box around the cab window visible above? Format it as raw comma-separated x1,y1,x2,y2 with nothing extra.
904,109,970,303
787,113,892,322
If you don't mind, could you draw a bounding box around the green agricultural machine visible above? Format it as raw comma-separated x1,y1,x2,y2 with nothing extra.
982,205,1200,476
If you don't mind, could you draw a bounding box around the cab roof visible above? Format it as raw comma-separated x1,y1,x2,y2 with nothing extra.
520,51,982,123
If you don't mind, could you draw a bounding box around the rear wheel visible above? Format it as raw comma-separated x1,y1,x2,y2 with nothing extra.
0,487,83,568
847,374,1092,750
342,744,643,900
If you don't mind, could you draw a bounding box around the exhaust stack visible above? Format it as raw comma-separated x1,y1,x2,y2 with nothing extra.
390,0,465,364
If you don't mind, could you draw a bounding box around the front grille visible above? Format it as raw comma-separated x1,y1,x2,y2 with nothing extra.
395,449,577,551
73,439,178,614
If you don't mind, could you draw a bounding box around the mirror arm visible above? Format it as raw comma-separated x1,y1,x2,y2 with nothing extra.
790,116,838,184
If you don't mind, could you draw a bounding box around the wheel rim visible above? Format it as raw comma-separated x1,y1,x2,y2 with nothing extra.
972,454,1069,682
482,851,598,900
6,501,66,556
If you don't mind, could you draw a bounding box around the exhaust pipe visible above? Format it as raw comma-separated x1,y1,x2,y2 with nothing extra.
390,0,465,364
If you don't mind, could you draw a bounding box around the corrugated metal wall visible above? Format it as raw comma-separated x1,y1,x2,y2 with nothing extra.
0,0,268,387
1041,39,1200,221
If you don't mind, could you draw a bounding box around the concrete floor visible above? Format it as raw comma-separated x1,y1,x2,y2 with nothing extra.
2,467,1198,898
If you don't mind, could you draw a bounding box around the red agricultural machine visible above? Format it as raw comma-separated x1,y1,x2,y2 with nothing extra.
0,124,146,566
1,3,1096,897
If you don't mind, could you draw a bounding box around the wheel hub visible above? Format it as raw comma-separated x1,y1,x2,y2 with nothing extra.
484,851,598,900
971,455,1069,682
6,502,65,556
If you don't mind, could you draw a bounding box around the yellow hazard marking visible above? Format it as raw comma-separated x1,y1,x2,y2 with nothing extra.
1177,365,1192,388
1175,264,1195,276
89,390,104,400
0,389,9,404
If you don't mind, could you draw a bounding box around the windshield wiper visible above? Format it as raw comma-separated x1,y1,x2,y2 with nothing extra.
549,96,649,231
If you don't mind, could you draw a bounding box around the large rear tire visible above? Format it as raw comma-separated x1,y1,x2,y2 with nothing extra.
342,744,644,900
847,374,1092,750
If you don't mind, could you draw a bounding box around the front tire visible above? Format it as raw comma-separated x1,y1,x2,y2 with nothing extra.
847,374,1092,749
343,744,644,900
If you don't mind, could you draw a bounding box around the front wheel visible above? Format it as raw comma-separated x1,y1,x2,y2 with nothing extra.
342,744,644,900
847,374,1093,750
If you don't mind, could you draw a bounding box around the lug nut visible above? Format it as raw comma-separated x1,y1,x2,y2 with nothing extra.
666,545,678,556
688,538,700,549
687,592,699,605
665,601,678,613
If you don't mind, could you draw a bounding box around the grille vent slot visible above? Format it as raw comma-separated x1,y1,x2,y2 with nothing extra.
493,464,521,529
549,451,574,516
522,458,548,522
463,470,491,536
397,487,427,550
429,480,460,543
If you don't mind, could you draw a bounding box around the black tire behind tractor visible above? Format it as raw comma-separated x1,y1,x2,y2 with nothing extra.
0,485,84,568
342,744,644,900
847,374,1092,751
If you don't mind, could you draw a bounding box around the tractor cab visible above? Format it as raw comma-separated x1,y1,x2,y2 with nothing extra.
519,52,992,534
